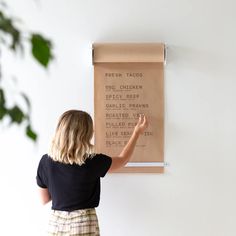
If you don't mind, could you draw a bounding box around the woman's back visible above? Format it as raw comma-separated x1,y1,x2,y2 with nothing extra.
37,153,111,211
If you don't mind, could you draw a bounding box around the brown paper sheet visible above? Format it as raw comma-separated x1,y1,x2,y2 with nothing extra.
93,43,165,63
93,43,165,173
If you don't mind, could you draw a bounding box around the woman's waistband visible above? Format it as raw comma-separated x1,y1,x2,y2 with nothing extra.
51,208,96,218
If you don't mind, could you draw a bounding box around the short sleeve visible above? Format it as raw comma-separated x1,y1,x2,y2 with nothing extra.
36,155,48,188
92,154,112,177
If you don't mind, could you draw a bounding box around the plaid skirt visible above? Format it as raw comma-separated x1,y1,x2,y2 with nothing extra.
47,208,100,236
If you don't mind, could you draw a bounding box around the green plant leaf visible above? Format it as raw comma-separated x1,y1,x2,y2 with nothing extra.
7,105,25,124
0,88,5,105
26,125,37,141
0,104,7,120
0,10,21,50
30,33,53,67
0,88,7,119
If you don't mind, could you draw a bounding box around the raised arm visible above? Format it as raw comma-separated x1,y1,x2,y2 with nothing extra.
109,114,148,172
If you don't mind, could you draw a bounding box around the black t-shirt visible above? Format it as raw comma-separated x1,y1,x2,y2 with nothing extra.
36,153,112,211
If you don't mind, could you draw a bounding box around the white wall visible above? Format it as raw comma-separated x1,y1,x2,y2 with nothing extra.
0,0,236,235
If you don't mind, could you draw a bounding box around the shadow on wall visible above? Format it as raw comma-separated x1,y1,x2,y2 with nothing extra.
166,45,234,79
102,174,168,235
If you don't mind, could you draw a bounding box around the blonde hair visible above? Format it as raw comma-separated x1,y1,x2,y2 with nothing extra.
49,110,94,165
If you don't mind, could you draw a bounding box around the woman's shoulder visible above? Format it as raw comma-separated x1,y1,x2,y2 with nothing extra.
89,153,111,160
87,154,112,177
87,153,112,165
39,154,53,166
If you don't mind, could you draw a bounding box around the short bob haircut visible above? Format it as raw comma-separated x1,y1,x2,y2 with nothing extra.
49,110,94,165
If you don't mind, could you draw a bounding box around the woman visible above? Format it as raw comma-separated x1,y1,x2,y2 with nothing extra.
36,110,148,235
